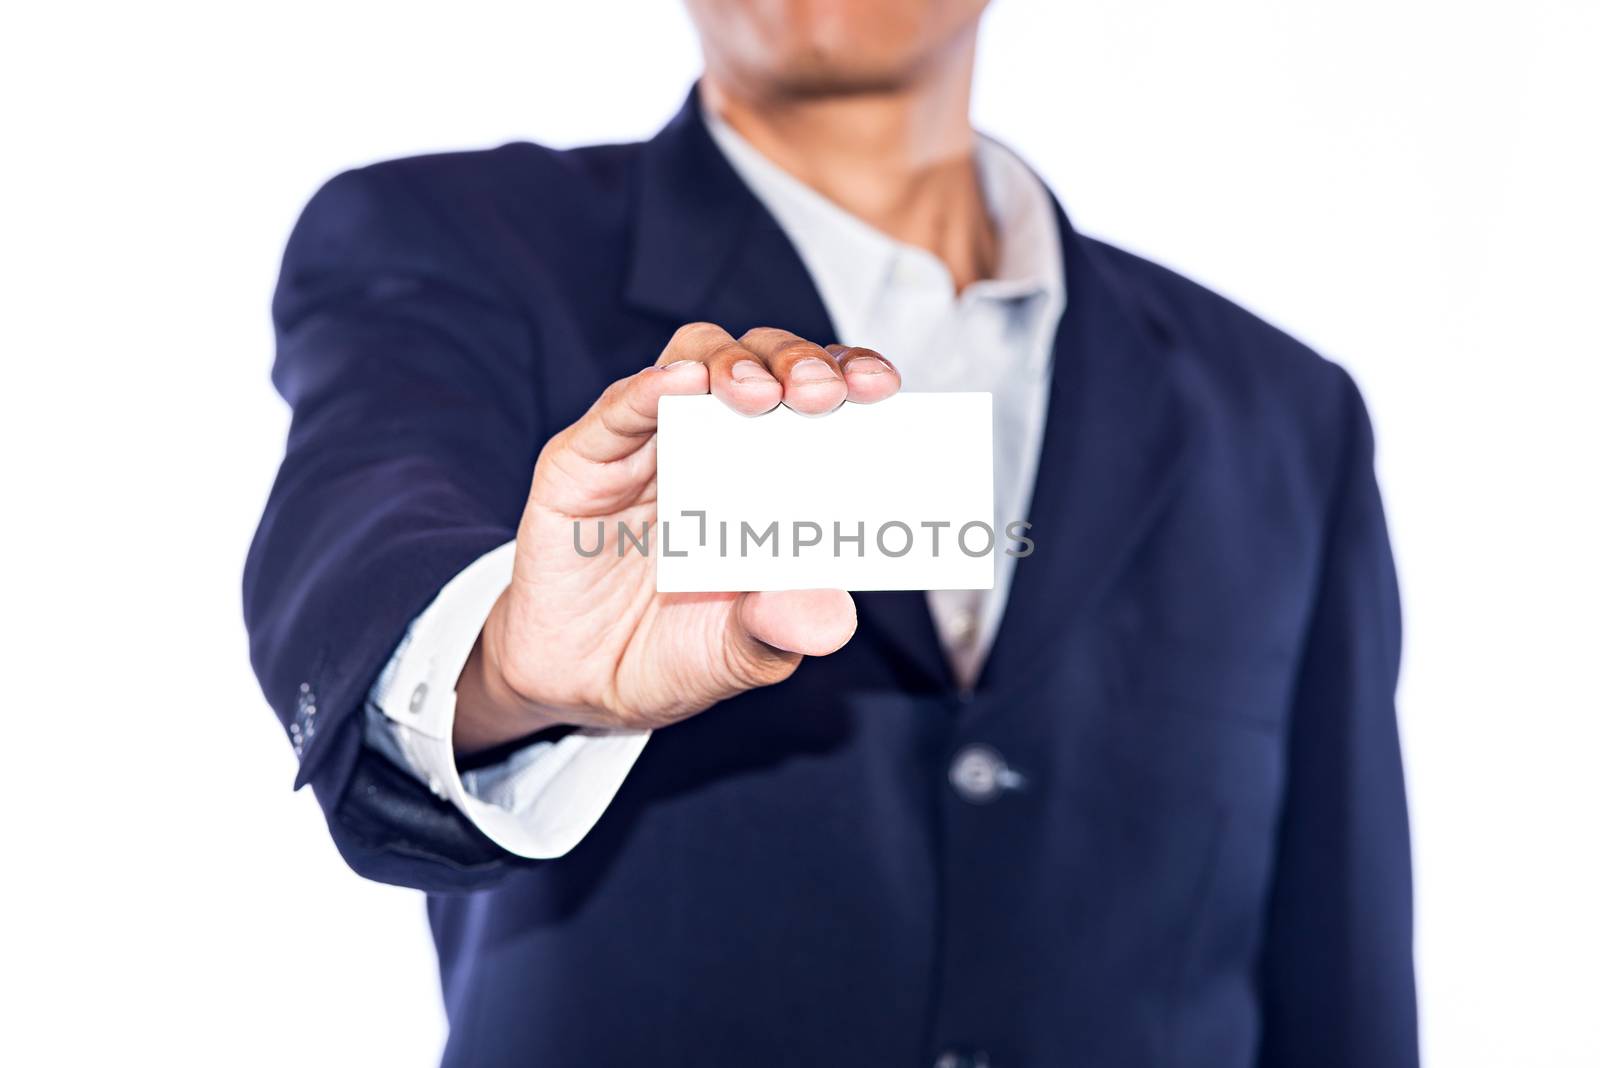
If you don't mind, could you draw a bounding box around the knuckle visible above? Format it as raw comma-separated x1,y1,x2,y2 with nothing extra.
775,339,831,365
669,321,710,343
666,321,723,356
737,326,785,347
705,340,751,365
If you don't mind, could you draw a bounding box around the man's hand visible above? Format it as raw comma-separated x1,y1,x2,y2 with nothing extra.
453,323,901,753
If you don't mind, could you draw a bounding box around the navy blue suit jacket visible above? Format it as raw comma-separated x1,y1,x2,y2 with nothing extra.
245,92,1415,1067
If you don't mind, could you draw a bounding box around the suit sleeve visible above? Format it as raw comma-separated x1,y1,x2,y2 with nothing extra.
1256,369,1418,1066
243,164,541,891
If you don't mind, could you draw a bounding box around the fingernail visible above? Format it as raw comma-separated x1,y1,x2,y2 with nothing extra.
655,359,698,371
843,356,892,376
788,357,838,384
731,359,774,384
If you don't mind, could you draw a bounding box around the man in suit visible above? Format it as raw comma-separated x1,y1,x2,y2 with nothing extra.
245,1,1416,1064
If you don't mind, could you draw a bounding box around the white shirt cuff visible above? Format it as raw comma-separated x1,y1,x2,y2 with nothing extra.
365,540,651,859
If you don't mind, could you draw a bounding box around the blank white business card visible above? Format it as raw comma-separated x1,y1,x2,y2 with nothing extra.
655,393,994,592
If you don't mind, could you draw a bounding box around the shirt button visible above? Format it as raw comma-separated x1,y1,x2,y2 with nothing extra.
949,744,1011,804
947,608,979,645
408,682,429,713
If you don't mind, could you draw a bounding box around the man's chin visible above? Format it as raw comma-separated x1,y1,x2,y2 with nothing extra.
760,60,925,99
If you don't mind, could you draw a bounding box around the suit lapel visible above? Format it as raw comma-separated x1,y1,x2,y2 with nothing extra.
978,210,1191,693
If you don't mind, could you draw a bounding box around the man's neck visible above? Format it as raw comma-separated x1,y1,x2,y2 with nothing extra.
699,48,996,291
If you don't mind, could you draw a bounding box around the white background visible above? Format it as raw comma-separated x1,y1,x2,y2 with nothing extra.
4,1,1596,1064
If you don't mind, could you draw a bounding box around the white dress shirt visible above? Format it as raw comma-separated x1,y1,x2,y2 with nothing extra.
365,109,1067,859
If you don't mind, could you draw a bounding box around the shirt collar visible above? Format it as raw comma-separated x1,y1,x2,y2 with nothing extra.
702,102,1065,368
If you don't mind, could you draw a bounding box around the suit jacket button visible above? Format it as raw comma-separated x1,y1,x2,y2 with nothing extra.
949,744,1009,804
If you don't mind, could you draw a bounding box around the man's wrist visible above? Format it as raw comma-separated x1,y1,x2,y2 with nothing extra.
453,591,568,756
